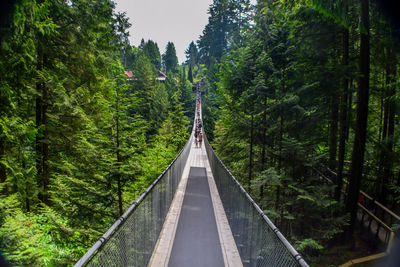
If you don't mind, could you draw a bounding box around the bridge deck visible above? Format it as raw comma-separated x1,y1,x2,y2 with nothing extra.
149,137,242,267
168,166,224,267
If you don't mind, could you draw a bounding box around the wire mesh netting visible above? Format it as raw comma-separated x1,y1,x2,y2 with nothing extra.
204,136,308,267
75,135,192,267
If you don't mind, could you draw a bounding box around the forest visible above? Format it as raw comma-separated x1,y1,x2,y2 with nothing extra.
0,0,194,265
0,0,399,266
193,0,400,265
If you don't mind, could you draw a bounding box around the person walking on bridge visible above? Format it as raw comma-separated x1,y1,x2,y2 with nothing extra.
194,130,198,148
198,132,203,148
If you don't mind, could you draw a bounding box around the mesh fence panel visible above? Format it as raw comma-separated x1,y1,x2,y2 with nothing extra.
204,136,308,267
76,135,192,267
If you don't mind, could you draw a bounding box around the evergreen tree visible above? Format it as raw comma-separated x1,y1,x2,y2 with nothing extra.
1,0,399,265
141,39,162,70
197,0,400,260
150,83,170,132
162,42,178,73
197,0,252,65
185,41,199,68
132,54,157,121
345,0,370,241
0,0,193,265
169,87,190,150
188,65,194,83
113,12,132,68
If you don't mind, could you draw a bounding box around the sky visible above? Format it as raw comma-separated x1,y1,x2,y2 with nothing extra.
113,0,214,64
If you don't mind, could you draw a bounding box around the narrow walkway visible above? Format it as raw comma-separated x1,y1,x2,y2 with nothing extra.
149,138,242,267
168,167,224,267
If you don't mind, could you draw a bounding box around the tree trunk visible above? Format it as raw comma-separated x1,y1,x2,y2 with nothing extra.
260,101,267,200
278,111,284,172
116,87,123,216
378,71,385,142
276,111,284,213
26,192,30,212
346,79,354,141
329,94,339,171
42,79,49,204
0,138,7,195
379,59,396,205
345,0,369,242
335,22,349,202
36,47,44,203
248,114,254,193
398,171,400,187
377,70,389,202
36,47,49,205
22,160,30,212
275,185,280,224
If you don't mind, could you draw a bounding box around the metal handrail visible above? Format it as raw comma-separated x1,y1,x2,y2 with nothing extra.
339,231,395,267
204,135,309,267
317,166,400,222
75,133,193,266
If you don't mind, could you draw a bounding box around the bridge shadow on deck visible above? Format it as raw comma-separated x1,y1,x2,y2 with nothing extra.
168,167,224,267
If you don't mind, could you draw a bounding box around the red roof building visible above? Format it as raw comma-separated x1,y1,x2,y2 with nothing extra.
124,71,133,78
123,70,167,82
157,71,167,82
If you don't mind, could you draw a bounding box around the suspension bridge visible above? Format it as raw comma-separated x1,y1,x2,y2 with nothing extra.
74,99,309,267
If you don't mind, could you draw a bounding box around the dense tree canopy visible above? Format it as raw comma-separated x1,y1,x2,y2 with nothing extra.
196,0,400,263
0,0,193,265
197,0,252,64
1,0,399,265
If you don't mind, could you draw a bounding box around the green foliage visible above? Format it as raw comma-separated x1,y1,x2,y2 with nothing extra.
188,65,194,83
140,39,162,70
185,41,199,68
195,0,400,262
133,54,157,121
389,184,400,204
0,0,193,265
0,195,80,265
162,42,179,74
295,238,324,257
197,0,252,64
150,83,170,131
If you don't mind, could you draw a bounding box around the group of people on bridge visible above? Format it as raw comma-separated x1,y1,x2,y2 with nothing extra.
194,90,203,148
